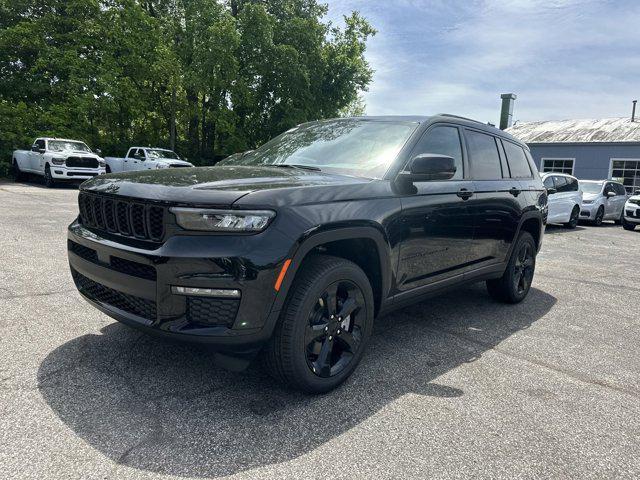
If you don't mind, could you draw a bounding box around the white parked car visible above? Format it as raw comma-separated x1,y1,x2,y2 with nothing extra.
578,180,627,226
105,147,193,173
622,190,640,231
12,138,106,188
541,173,583,228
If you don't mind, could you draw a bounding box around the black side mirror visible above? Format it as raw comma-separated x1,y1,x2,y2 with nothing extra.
401,154,457,182
547,187,557,195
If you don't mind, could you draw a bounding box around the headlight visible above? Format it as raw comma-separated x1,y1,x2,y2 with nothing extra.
98,159,106,167
156,163,170,169
170,208,276,232
629,199,640,206
51,157,65,165
582,199,593,204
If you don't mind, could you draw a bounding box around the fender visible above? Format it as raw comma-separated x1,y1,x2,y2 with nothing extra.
510,210,544,257
269,224,394,315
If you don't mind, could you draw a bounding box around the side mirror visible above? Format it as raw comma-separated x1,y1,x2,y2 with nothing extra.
31,146,39,152
547,187,557,195
401,154,457,182
634,189,640,195
606,191,616,197
39,148,46,154
95,149,102,155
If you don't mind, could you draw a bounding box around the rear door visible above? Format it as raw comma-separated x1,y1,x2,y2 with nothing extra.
396,124,476,291
464,131,524,268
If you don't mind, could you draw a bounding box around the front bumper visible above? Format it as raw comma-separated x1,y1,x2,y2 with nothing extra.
67,220,293,365
52,166,105,179
579,202,599,220
624,206,640,224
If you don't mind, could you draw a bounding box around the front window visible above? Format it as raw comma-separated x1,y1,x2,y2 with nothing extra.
48,140,91,153
147,149,180,160
219,119,418,178
579,181,603,194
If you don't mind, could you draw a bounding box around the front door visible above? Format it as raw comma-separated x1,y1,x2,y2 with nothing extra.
396,125,476,292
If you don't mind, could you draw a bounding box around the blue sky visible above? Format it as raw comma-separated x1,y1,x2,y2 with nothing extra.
325,0,640,125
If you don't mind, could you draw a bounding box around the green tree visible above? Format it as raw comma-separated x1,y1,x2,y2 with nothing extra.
0,0,375,174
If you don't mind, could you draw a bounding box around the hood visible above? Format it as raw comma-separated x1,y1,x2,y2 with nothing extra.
157,158,193,167
58,150,100,158
582,192,599,201
81,165,370,205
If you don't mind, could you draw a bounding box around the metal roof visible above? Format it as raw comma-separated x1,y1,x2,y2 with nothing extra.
506,117,640,144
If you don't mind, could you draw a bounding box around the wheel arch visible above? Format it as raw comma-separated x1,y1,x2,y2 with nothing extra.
272,225,393,317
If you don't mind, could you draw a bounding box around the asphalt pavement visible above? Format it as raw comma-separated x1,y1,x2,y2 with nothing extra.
1,179,639,479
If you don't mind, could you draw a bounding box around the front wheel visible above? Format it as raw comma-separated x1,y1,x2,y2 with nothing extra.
487,231,536,304
263,255,374,393
44,165,55,188
622,217,636,231
593,206,604,226
564,206,580,229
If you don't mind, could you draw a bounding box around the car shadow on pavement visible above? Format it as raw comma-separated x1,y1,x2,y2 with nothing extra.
38,284,555,478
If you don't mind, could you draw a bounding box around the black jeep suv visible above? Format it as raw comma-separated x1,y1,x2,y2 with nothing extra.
68,115,546,393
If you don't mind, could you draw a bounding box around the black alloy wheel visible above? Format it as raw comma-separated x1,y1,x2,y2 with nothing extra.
486,231,536,304
305,280,366,378
44,165,55,188
565,206,579,229
512,242,535,297
264,255,374,393
594,206,604,226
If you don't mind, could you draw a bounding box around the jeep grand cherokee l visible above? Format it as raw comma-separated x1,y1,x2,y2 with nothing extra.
68,115,545,393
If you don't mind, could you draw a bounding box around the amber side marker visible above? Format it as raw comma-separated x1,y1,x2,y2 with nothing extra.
274,259,292,291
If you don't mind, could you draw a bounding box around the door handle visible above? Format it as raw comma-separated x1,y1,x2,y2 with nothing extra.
457,188,474,200
509,187,521,197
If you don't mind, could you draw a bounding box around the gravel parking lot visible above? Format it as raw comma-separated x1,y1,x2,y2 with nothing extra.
1,180,639,479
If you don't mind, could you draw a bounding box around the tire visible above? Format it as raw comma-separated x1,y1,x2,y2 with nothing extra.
622,217,636,231
593,206,604,226
44,164,55,188
614,209,623,225
564,206,580,229
106,165,111,174
11,159,24,181
486,231,536,304
263,255,374,394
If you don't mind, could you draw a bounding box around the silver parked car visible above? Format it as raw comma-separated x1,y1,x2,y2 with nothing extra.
541,173,583,228
578,180,627,226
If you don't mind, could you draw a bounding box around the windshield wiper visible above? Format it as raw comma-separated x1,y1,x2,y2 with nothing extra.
268,163,322,172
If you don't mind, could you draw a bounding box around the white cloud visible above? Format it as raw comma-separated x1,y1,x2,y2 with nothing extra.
325,0,640,123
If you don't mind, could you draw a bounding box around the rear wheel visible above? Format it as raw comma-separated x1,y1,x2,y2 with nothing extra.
44,164,55,188
264,255,374,393
564,206,579,229
593,206,604,226
487,231,536,304
11,159,24,181
614,209,624,225
105,165,111,174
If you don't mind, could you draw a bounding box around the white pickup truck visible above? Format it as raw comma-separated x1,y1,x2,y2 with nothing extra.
105,147,193,173
12,137,106,187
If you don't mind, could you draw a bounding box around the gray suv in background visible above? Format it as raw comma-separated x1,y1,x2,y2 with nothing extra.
578,180,627,226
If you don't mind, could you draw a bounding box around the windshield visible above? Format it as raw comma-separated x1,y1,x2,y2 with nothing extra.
147,149,180,160
48,140,91,153
218,119,418,178
579,181,603,194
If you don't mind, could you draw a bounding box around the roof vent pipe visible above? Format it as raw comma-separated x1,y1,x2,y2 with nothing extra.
499,93,517,130
632,100,637,122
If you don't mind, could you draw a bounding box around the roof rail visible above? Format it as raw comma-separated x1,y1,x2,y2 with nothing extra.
437,113,485,125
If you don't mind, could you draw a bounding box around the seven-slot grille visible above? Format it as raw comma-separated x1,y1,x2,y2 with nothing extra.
79,192,165,241
67,156,99,168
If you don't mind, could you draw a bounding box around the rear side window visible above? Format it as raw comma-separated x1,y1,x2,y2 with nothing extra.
502,141,532,178
409,126,463,180
466,130,502,180
554,176,568,192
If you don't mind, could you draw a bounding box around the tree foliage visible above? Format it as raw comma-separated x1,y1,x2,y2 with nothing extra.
0,0,375,173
